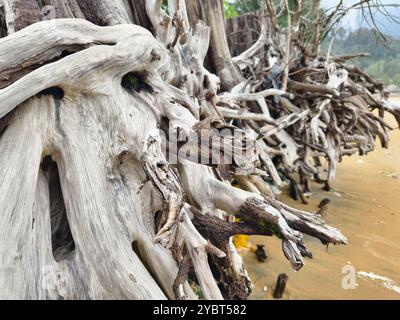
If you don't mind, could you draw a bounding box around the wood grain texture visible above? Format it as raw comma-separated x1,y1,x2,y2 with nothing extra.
0,1,356,300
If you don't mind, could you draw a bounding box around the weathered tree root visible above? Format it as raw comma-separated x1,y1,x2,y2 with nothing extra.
172,245,192,300
177,209,226,300
0,2,356,300
142,135,184,248
238,197,347,270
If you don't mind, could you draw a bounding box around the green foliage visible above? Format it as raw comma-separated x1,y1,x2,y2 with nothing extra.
366,59,400,86
162,0,169,14
224,0,262,19
322,28,400,86
224,0,289,20
257,218,282,238
189,279,204,299
224,0,240,19
224,0,320,42
122,73,138,92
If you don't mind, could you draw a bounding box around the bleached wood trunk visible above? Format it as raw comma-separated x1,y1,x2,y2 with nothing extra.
0,0,349,300
186,0,243,90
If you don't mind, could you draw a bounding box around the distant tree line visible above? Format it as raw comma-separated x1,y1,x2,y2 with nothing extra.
322,27,400,86
223,1,400,87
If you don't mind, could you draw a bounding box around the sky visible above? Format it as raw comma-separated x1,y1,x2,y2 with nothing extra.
321,0,400,37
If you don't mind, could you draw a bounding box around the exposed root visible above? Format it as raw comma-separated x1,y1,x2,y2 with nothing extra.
177,209,226,300
172,245,192,300
142,135,184,248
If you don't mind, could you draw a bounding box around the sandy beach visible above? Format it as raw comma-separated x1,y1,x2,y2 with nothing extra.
245,97,400,300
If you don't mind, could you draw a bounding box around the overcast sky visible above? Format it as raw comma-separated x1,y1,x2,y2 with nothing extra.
321,0,400,37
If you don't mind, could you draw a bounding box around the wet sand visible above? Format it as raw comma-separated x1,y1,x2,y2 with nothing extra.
245,97,400,300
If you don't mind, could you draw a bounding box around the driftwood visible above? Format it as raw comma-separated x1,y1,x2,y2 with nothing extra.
227,4,400,202
0,0,394,300
273,273,289,299
255,245,267,262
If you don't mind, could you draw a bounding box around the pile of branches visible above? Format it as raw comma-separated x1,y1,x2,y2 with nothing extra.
0,0,397,301
219,2,400,203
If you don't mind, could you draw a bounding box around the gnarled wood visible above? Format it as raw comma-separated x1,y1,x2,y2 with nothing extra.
3,0,392,301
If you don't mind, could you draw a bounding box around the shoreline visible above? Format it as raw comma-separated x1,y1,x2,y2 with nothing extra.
246,97,400,300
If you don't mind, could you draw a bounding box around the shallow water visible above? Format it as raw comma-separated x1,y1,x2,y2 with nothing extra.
245,97,400,300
